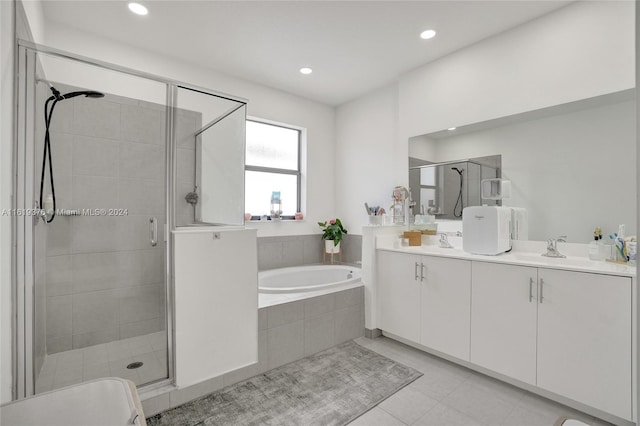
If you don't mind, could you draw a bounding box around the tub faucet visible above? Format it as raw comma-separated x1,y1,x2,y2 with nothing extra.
542,236,567,258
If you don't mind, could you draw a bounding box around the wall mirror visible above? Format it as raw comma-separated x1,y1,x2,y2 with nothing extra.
408,90,636,243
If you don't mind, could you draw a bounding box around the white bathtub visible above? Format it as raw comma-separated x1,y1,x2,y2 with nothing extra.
259,265,362,294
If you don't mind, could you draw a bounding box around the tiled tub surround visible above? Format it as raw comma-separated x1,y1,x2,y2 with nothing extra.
141,286,365,417
257,233,362,270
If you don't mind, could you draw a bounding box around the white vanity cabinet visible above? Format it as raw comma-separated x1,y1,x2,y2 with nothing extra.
377,247,634,422
377,250,421,342
420,256,471,361
470,262,632,420
470,262,538,385
536,268,632,420
377,250,471,361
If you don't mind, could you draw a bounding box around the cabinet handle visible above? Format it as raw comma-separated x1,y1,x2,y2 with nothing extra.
529,277,534,302
420,263,425,282
415,262,420,281
539,278,544,304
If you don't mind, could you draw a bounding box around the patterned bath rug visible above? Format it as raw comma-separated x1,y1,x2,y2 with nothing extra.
147,340,422,426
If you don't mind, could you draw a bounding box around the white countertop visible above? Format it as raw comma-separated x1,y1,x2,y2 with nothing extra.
376,236,636,278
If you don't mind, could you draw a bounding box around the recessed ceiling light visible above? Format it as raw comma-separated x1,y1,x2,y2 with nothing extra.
420,29,437,40
128,2,148,16
447,127,457,131
300,67,313,75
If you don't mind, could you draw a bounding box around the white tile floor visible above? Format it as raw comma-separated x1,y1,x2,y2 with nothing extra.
350,336,614,426
35,331,168,394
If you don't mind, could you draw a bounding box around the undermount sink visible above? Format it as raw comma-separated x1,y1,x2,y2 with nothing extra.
509,253,597,268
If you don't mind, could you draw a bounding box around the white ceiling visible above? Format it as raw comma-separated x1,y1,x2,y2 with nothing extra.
41,1,572,106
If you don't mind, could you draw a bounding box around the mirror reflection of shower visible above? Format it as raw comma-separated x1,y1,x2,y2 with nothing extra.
451,167,464,218
39,81,104,223
409,155,501,220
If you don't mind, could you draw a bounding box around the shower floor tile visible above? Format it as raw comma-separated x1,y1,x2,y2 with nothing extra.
36,331,168,394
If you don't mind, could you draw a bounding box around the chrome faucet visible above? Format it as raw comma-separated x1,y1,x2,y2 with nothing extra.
542,236,567,258
439,233,453,249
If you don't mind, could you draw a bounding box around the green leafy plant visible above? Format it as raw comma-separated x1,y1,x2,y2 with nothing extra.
317,218,348,246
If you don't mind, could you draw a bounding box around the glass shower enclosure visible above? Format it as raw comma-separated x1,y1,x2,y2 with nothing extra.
14,41,247,398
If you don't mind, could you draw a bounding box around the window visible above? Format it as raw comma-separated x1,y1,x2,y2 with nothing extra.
420,166,438,212
245,120,301,219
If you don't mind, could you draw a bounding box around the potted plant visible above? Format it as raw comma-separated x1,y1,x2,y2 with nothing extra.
318,218,348,253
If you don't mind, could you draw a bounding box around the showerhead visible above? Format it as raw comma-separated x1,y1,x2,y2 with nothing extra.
48,86,104,101
61,90,105,99
451,167,464,175
41,85,105,224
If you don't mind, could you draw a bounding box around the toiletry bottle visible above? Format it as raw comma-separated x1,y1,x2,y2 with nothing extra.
589,227,605,261
588,236,605,261
270,191,282,219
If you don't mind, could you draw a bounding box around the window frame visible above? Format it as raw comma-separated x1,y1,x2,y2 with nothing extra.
245,118,302,220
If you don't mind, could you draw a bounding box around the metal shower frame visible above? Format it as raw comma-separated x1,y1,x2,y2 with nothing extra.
13,39,247,399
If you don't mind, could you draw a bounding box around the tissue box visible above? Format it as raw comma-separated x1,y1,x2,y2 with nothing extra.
403,231,422,246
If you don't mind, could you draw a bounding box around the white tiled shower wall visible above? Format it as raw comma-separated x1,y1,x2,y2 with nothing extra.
38,83,200,355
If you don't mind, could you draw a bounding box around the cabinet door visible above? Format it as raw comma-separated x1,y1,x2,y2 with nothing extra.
420,257,471,361
377,250,421,343
470,262,537,385
537,268,632,420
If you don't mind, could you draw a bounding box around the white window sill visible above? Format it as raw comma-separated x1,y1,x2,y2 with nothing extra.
246,219,306,224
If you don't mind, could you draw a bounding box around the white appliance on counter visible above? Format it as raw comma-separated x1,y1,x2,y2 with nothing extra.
462,206,512,255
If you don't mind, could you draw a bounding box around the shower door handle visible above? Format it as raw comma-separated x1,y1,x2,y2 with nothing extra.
150,217,158,247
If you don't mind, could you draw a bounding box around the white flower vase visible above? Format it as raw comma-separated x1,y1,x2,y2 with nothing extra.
324,240,341,254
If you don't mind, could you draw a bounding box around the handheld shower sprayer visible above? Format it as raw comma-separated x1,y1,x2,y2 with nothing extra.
451,167,464,218
40,85,105,223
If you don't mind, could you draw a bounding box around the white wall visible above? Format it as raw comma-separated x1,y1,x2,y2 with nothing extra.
335,84,399,235
336,1,635,240
408,135,436,164
173,228,257,388
398,1,635,139
40,22,335,237
19,0,44,43
422,99,636,243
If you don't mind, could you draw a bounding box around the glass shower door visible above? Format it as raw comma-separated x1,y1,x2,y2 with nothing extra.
18,46,171,395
